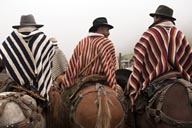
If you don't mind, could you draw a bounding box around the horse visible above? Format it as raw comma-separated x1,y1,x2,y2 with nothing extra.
63,74,126,128
0,72,68,128
0,91,46,128
115,69,192,128
0,72,46,128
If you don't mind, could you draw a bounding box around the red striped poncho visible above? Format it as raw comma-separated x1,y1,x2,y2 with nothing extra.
62,33,117,89
126,21,192,105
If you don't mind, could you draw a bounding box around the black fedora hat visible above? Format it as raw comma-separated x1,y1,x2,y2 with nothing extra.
12,14,44,29
89,17,113,32
150,5,176,21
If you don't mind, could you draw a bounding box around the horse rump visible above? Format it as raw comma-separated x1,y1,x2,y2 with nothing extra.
71,83,125,128
136,78,192,128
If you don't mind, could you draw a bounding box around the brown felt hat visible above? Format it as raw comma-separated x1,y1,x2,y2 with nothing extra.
12,14,44,29
150,5,176,21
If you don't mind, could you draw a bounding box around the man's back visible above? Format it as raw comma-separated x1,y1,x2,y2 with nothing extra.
63,35,117,88
0,14,55,99
126,5,192,105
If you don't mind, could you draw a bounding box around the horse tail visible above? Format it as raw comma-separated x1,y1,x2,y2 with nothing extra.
96,86,111,128
47,87,70,128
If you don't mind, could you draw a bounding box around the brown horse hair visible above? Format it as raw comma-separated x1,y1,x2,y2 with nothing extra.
47,86,69,128
96,87,112,128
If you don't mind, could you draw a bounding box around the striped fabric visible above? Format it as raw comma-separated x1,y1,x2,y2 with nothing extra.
0,30,55,99
63,33,117,89
126,21,192,104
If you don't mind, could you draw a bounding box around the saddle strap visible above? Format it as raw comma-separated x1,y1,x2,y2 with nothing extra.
69,74,107,100
144,71,182,99
0,119,31,128
70,84,103,126
143,79,176,99
9,84,46,102
151,71,182,83
147,108,192,128
178,79,192,104
146,82,192,128
70,83,123,124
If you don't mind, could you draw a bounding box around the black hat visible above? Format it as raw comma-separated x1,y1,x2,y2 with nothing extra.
149,5,176,21
12,14,44,29
89,17,113,32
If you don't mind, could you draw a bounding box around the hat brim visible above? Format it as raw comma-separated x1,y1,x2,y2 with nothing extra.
89,24,114,32
12,24,44,29
150,13,176,21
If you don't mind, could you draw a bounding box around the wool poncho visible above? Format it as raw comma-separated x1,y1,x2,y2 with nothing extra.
126,21,192,105
0,30,55,99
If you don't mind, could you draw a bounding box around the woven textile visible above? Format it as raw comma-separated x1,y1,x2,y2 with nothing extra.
51,47,68,80
63,33,117,89
0,30,55,98
127,21,192,104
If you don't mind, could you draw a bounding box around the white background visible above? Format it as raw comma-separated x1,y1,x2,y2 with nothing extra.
1,0,192,59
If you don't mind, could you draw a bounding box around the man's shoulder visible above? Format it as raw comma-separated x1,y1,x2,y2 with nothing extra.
79,35,113,44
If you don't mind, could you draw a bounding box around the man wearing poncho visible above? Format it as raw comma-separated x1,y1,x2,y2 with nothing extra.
125,5,192,106
61,17,118,90
50,37,68,84
0,14,55,100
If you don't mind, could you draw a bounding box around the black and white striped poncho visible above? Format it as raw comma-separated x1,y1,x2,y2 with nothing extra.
0,30,55,99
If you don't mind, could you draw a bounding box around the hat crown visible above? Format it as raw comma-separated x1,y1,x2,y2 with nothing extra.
20,14,37,26
12,14,43,29
89,17,113,32
93,17,108,26
155,5,173,17
150,5,176,20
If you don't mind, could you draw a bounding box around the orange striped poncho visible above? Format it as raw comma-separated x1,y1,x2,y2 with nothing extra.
62,33,117,89
126,21,192,105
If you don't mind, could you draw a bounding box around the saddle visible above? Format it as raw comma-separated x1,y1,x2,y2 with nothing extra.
142,72,192,127
143,71,182,99
61,74,107,106
0,72,9,92
0,74,47,108
127,72,192,128
134,71,182,113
